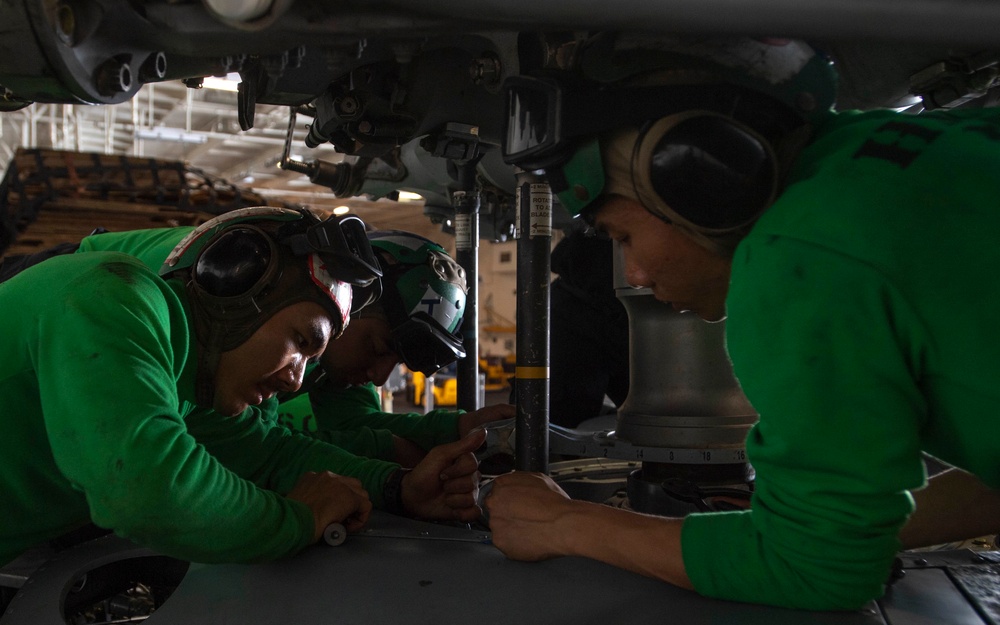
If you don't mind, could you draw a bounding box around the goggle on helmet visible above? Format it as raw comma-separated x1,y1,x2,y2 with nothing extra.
367,230,469,375
502,36,837,254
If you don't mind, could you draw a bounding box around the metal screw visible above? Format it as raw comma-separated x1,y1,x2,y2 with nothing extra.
139,52,167,83
94,57,133,96
336,95,360,117
470,54,501,86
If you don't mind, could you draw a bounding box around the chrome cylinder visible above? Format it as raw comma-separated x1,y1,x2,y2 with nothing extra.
612,243,757,457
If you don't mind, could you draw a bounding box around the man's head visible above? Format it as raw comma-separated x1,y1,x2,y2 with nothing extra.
502,35,837,319
213,300,333,415
320,230,468,387
160,206,383,411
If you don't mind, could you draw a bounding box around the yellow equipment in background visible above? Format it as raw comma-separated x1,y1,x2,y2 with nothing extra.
408,355,513,408
480,355,514,392
409,370,458,407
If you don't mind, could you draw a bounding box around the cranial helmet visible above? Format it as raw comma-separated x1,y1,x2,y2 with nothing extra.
160,206,383,405
365,230,468,375
503,34,839,255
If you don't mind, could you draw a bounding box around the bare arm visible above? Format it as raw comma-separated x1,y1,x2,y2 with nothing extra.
486,471,693,590
900,468,1000,549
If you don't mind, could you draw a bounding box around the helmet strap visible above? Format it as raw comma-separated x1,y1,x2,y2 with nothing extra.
185,279,226,408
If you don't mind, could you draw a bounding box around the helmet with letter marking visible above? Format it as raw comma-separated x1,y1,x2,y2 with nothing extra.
364,230,468,375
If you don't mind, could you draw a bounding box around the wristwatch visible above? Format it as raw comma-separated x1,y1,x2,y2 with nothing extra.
382,468,411,516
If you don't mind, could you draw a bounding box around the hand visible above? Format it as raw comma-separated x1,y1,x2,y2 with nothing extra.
392,435,428,468
484,471,576,561
400,429,487,522
457,404,515,438
286,471,373,543
488,472,693,590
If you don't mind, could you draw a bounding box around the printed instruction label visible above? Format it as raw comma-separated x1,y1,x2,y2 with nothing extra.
528,183,552,238
455,213,472,250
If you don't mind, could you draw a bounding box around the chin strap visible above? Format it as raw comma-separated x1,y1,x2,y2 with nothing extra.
194,345,219,408
185,278,225,408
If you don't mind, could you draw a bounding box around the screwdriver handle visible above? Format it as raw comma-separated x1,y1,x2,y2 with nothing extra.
323,522,347,546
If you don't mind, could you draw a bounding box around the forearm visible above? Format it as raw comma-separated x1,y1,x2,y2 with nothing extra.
364,408,460,450
488,473,694,592
559,502,693,590
901,469,1000,549
305,427,396,461
188,407,398,506
310,383,460,450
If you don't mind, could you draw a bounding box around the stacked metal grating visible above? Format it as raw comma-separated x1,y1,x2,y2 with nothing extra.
0,148,289,256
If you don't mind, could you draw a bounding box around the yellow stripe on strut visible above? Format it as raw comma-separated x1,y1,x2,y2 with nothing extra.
515,366,550,379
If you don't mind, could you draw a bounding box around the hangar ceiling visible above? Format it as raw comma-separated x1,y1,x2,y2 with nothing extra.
0,77,449,244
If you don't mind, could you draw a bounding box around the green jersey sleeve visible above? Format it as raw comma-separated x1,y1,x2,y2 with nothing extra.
683,108,1000,610
308,382,462,451
184,403,399,507
0,253,313,564
683,239,925,610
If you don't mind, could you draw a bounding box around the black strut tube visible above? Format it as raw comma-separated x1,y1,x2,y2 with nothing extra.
514,171,551,473
454,162,481,412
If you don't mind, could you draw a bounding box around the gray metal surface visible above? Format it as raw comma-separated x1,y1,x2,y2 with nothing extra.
888,551,1000,625
550,422,752,464
1,536,185,624
148,512,883,625
882,569,988,625
5,512,1000,625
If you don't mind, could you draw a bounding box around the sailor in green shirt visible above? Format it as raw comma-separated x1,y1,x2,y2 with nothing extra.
0,207,484,568
75,226,513,466
485,35,1000,610
275,230,514,466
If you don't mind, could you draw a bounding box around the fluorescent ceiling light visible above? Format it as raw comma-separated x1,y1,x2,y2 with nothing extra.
397,191,423,202
202,73,241,92
135,128,208,144
204,0,274,21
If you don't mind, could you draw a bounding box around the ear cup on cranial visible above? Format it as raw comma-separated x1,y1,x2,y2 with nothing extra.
633,112,779,234
193,227,273,297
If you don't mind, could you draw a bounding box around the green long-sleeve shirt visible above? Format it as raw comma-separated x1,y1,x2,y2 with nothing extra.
77,227,462,461
0,251,395,566
278,382,461,460
681,109,1000,609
